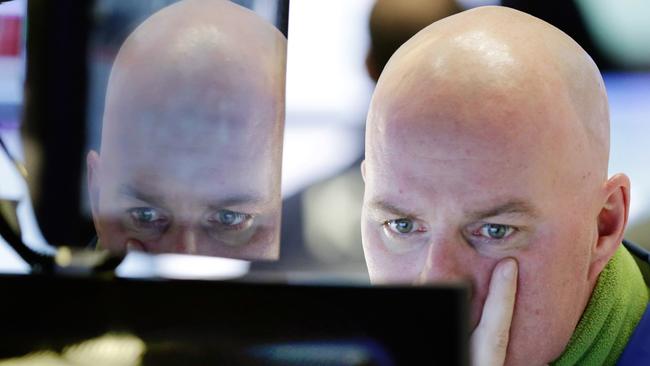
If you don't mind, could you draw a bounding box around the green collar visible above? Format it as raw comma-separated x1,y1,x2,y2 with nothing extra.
551,245,649,366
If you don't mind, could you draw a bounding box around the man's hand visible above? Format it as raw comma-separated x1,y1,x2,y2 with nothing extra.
471,258,518,366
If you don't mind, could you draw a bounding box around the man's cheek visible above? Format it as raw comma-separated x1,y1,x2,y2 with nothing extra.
96,216,132,252
470,235,549,327
502,251,565,337
469,258,502,329
362,227,426,284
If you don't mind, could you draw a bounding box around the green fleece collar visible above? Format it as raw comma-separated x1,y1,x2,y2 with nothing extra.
551,245,649,366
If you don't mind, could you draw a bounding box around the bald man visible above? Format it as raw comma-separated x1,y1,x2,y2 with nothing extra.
86,0,286,260
361,6,650,366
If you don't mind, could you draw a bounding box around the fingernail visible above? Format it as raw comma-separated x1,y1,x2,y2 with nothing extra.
500,259,517,280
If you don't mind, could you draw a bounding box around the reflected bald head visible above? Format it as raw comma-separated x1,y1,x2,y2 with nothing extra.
367,6,609,187
89,0,286,259
102,0,287,163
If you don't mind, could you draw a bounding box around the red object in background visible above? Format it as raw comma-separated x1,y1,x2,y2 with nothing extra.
0,15,21,57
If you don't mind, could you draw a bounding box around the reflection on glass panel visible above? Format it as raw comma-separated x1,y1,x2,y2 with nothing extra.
86,0,286,261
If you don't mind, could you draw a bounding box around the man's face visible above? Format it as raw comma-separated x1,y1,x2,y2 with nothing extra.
361,93,599,363
90,93,282,261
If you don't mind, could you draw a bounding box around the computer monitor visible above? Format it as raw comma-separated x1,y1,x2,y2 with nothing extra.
0,274,469,365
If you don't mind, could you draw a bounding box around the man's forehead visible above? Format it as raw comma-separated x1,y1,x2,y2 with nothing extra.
114,112,270,146
102,90,280,157
365,64,581,178
366,193,540,220
98,160,278,213
365,123,556,217
104,140,275,180
368,112,543,168
369,59,559,149
106,68,276,126
117,180,276,210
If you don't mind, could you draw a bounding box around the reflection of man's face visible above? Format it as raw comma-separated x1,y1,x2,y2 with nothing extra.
87,0,286,260
89,108,281,260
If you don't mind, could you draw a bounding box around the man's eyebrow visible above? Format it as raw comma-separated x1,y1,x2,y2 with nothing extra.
367,200,419,218
119,184,165,205
120,184,269,209
468,200,539,220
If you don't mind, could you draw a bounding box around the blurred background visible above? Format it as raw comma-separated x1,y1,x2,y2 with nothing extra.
0,0,648,279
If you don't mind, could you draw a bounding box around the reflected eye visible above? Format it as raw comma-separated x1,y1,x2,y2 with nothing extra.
384,218,422,235
127,207,169,228
477,224,514,239
207,209,252,230
217,210,247,226
129,207,164,223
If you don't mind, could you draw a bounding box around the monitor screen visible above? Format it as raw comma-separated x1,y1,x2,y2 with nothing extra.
0,275,469,366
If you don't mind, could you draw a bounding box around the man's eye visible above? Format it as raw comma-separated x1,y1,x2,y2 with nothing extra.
384,218,419,235
476,224,515,239
126,207,169,232
128,207,166,224
208,209,252,230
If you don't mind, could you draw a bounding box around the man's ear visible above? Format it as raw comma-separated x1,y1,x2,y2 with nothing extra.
360,160,367,183
589,173,631,281
86,150,101,223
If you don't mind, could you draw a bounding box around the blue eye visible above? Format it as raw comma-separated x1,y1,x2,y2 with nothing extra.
126,207,169,232
129,207,165,224
208,209,252,229
218,210,246,225
384,218,419,235
478,224,514,239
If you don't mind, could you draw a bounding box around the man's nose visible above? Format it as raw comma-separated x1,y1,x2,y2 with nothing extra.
416,239,466,284
171,224,198,255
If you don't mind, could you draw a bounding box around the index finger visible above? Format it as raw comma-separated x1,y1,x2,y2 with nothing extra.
471,258,518,366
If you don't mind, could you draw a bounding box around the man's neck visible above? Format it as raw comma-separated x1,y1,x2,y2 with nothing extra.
550,245,649,365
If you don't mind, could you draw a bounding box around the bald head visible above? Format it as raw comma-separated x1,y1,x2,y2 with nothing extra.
361,7,631,365
89,0,287,259
368,6,609,183
102,0,286,160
